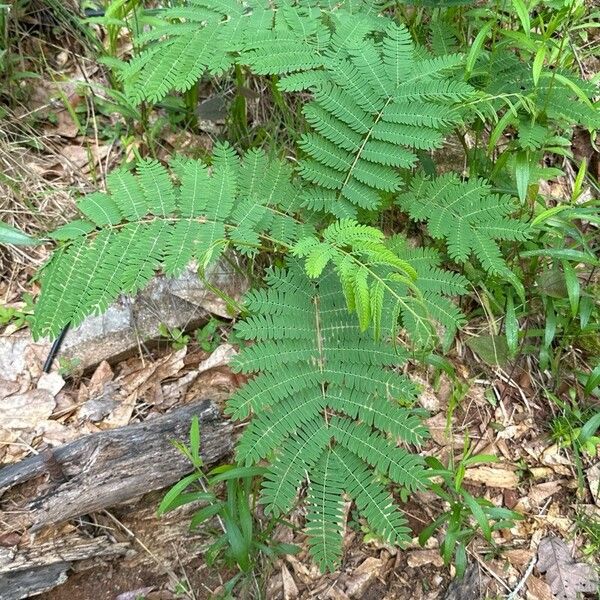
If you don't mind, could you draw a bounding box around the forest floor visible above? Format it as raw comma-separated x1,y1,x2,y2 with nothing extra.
0,3,599,600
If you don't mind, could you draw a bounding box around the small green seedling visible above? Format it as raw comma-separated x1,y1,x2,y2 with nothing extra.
159,418,299,598
159,323,190,350
421,441,522,576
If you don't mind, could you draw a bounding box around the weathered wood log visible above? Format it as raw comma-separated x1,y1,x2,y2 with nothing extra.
0,399,232,600
0,535,132,600
0,399,232,531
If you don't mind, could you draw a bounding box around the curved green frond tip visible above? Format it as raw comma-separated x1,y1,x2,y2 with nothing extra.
396,173,530,277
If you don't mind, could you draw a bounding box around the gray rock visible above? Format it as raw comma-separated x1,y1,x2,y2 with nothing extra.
0,260,247,375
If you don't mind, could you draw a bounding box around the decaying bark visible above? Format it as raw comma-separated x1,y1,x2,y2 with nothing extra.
0,399,232,599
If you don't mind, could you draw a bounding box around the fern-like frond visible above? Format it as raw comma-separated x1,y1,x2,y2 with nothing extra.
123,0,247,103
305,447,346,572
122,1,380,104
332,446,412,546
295,23,472,216
479,50,600,131
32,145,306,339
396,173,530,276
226,264,429,568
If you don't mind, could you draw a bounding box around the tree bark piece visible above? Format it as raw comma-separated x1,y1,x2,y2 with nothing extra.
0,399,232,531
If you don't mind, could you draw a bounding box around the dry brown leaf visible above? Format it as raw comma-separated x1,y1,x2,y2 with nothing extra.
529,481,563,506
464,466,519,489
344,557,383,598
88,361,114,396
526,575,554,600
425,412,465,447
196,343,237,374
412,375,440,412
406,549,444,568
59,143,110,172
530,467,556,480
114,588,155,600
538,503,573,534
37,372,65,397
542,445,572,467
281,563,299,600
33,419,79,447
586,463,600,506
536,535,598,600
504,548,535,570
0,378,21,400
117,349,186,398
0,389,56,430
0,332,49,382
44,110,80,138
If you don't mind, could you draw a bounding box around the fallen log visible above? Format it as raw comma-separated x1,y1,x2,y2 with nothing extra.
0,399,232,529
0,399,232,599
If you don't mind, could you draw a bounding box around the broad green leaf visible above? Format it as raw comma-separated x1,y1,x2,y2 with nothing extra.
542,72,595,108
454,542,467,577
536,269,567,299
544,299,556,349
531,205,570,227
571,159,587,201
222,512,252,572
521,249,599,266
515,151,530,203
579,296,594,329
465,335,510,367
466,21,494,76
463,454,498,467
583,364,600,398
532,45,546,86
190,502,225,529
461,490,491,542
561,261,580,318
580,411,600,444
208,466,267,483
158,472,202,515
189,416,202,468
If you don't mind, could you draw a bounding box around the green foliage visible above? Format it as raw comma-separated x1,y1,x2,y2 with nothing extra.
397,174,530,279
513,199,599,371
228,264,430,570
420,444,522,576
31,145,308,339
32,141,466,346
121,1,386,105
159,417,298,597
159,323,190,350
0,221,40,246
294,23,473,218
22,0,600,580
194,317,223,352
